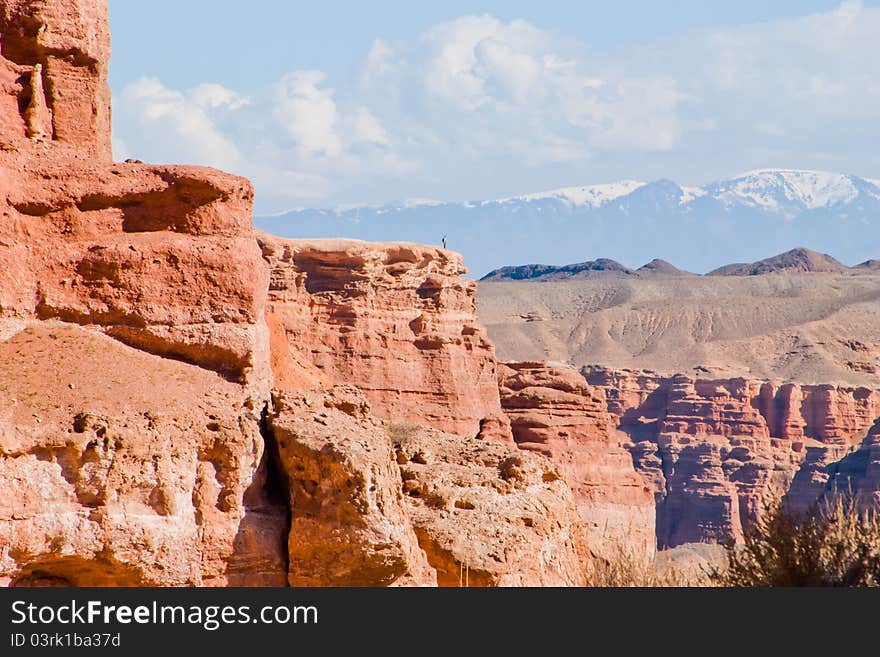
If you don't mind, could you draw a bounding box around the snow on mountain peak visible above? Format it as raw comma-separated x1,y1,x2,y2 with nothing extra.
494,170,872,213
313,169,878,218
712,169,860,212
401,198,444,208
500,180,647,208
679,186,707,204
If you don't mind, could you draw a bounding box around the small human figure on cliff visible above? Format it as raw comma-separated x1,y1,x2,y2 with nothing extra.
442,235,447,249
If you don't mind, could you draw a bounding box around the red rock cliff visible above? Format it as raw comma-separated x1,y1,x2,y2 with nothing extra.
498,362,655,558
584,367,880,547
1,0,111,159
0,0,284,586
258,233,512,441
2,0,597,588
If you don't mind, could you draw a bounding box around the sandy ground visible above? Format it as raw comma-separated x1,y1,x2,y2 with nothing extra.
477,271,880,386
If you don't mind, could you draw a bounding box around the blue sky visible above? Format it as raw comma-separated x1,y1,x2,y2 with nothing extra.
108,1,880,213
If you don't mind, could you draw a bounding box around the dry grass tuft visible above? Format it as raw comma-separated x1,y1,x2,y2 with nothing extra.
584,545,712,587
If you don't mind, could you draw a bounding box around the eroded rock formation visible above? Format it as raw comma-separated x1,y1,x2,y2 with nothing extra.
267,387,585,587
394,419,587,586
269,388,437,587
1,0,111,158
584,367,879,547
7,0,877,585
0,0,591,588
0,0,280,586
258,233,511,441
498,362,654,558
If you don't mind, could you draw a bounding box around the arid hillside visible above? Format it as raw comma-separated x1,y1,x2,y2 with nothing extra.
478,270,880,386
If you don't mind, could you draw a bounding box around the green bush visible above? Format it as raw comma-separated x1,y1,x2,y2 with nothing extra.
711,495,880,587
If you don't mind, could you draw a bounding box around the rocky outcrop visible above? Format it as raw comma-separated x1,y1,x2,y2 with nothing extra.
394,420,587,586
0,323,288,586
1,163,269,384
849,420,880,508
268,387,586,587
0,0,281,586
787,419,880,513
1,0,112,159
259,234,511,441
1,0,594,590
583,367,880,547
498,362,654,558
585,368,878,445
268,389,436,587
0,0,601,590
1,0,269,386
10,0,877,586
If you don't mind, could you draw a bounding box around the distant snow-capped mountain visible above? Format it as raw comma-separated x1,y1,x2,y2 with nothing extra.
496,180,647,208
256,169,880,278
706,169,874,215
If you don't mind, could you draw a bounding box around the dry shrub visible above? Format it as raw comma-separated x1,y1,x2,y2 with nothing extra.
711,495,880,587
584,544,711,587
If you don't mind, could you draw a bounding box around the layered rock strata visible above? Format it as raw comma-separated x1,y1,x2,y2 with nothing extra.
0,0,280,586
393,419,587,586
498,362,654,558
1,0,589,588
258,233,511,441
584,367,880,547
11,0,880,584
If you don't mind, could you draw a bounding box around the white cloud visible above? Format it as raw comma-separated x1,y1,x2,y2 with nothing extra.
272,71,343,157
362,39,397,81
116,78,242,171
189,83,251,110
367,14,686,161
420,15,550,110
350,107,389,146
111,3,880,211
114,71,407,211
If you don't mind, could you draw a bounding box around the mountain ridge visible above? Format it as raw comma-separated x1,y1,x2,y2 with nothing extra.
286,168,880,215
480,248,867,282
706,247,848,276
255,168,880,278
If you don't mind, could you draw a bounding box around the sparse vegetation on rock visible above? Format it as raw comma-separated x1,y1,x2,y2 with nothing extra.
711,495,880,587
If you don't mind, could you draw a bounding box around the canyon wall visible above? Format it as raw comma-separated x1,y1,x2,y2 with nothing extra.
0,0,589,587
0,0,284,585
584,367,880,547
493,361,880,551
7,0,878,585
498,362,655,558
266,386,586,587
256,235,598,585
258,233,511,442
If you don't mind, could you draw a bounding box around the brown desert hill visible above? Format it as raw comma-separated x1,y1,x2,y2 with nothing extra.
855,259,880,270
477,269,880,387
636,258,695,277
480,258,634,281
482,247,855,282
707,247,849,276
